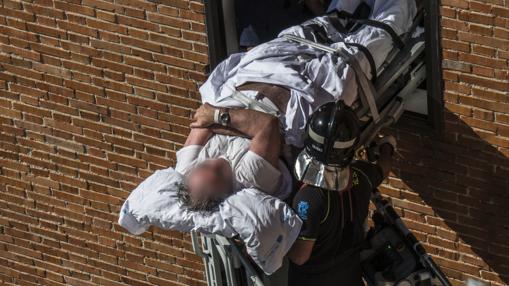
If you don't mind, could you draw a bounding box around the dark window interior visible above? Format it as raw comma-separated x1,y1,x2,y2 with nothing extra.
203,0,443,131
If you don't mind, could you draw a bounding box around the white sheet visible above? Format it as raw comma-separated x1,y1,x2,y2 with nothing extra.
118,167,302,274
199,0,416,148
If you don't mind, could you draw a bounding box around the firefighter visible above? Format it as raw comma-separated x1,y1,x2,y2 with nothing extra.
287,100,396,285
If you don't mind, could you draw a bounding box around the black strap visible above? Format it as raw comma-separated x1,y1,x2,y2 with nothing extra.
327,15,347,34
335,2,372,33
303,23,377,81
336,12,405,49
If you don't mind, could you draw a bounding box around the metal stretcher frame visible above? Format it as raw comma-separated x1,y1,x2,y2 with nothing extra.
191,14,428,286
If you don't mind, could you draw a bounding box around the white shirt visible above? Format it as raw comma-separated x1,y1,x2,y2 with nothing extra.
175,134,293,199
198,0,416,148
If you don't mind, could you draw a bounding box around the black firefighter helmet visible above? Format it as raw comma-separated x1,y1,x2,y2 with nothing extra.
305,100,360,166
294,100,360,190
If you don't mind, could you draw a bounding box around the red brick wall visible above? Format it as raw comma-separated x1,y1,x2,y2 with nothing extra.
0,1,507,286
385,1,509,285
0,0,207,285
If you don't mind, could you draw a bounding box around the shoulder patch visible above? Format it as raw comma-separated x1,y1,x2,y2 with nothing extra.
351,167,373,189
352,171,360,186
297,201,310,220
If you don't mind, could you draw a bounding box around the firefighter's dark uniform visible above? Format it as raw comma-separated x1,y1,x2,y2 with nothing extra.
289,160,384,285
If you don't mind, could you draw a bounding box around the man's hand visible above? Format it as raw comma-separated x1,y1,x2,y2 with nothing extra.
379,142,394,157
367,135,396,162
189,103,249,137
191,102,281,169
375,135,396,178
190,103,216,128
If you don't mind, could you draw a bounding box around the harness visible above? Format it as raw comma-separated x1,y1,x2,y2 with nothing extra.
301,4,405,83
281,4,405,125
282,33,381,124
305,22,378,82
225,2,404,127
226,86,281,116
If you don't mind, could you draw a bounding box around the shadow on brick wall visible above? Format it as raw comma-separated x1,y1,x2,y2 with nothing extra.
390,109,509,284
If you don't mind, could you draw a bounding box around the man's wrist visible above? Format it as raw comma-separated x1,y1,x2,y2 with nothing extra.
218,108,231,127
213,108,221,124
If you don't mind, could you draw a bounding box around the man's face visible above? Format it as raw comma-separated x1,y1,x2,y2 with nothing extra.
187,158,234,204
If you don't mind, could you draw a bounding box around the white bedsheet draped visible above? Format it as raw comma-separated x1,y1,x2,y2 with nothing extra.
199,0,416,148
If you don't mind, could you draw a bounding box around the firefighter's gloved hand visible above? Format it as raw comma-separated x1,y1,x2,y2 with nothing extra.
377,135,397,154
367,135,396,162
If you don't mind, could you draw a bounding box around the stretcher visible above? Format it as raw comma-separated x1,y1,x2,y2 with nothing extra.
191,4,452,285
191,188,452,286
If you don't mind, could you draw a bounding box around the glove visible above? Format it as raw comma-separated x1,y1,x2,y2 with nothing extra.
366,135,396,162
377,135,397,154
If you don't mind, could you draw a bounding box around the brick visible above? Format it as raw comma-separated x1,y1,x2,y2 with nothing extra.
146,12,189,29
0,43,41,61
457,31,509,50
469,23,492,36
492,6,509,18
124,56,166,73
127,96,168,112
106,153,146,169
473,108,494,121
442,18,469,31
120,35,162,53
472,87,507,102
117,14,159,32
26,22,66,38
442,0,469,9
126,75,167,92
443,60,470,73
458,74,509,91
471,66,494,77
458,52,508,69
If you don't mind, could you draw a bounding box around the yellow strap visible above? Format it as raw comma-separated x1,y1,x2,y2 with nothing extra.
298,236,317,241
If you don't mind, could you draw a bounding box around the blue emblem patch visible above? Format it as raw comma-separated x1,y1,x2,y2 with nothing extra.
297,201,310,221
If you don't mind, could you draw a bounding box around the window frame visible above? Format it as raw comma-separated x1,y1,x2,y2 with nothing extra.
423,0,444,134
203,0,228,72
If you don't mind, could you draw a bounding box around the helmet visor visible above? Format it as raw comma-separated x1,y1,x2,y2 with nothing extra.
294,149,351,191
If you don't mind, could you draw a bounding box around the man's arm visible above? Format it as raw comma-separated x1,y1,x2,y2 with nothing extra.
287,239,315,266
359,136,396,187
377,143,394,178
208,125,247,138
287,186,324,265
191,103,282,168
176,128,213,175
229,108,281,168
184,127,213,147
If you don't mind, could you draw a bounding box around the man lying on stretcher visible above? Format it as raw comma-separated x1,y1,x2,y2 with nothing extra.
174,0,417,212
175,105,290,211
